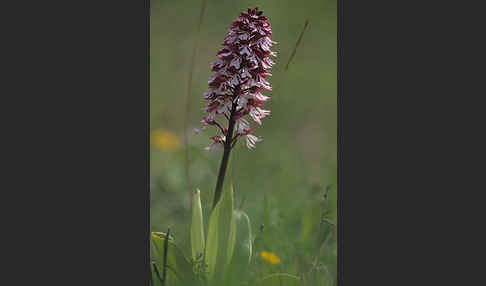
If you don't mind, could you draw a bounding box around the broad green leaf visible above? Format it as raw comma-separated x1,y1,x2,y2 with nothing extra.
229,212,236,264
151,232,196,285
191,189,205,261
204,185,236,280
234,210,252,264
257,273,301,286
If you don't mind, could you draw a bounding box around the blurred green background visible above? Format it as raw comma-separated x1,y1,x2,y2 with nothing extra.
150,0,336,284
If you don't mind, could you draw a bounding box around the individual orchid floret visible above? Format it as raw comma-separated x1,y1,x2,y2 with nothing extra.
204,135,226,151
196,7,277,151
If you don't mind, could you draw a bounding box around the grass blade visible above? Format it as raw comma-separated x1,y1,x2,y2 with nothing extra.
161,228,170,285
151,232,196,285
183,0,208,200
285,19,310,71
152,263,163,285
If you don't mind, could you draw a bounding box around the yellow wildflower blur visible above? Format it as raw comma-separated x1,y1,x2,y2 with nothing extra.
151,129,181,152
260,251,281,264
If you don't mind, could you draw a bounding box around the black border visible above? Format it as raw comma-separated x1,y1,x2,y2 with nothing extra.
145,0,151,283
13,0,468,284
337,0,343,284
11,0,152,284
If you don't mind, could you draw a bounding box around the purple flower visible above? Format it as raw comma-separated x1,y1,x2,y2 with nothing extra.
197,7,277,150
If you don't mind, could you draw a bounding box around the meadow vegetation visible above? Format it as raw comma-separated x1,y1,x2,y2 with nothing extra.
150,1,337,285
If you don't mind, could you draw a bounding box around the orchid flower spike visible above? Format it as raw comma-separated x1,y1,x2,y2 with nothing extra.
196,7,277,151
